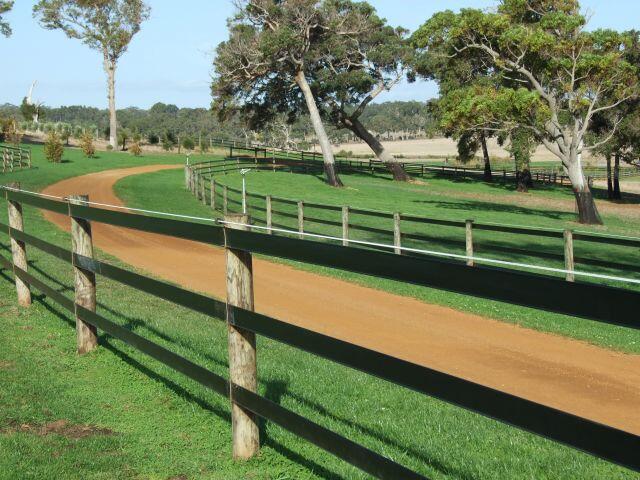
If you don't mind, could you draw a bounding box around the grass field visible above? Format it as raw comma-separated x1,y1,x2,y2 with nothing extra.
0,144,638,479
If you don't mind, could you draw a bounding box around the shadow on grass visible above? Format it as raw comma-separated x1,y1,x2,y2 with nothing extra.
263,380,477,480
412,198,571,221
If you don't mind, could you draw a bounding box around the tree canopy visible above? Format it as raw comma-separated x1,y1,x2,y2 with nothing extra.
0,1,13,37
412,0,639,224
34,0,150,148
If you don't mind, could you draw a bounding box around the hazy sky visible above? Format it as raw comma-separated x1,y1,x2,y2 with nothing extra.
1,0,638,109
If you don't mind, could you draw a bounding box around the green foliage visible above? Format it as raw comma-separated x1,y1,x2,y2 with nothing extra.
20,97,37,121
181,136,195,151
79,132,96,158
44,131,64,163
129,142,142,156
0,0,12,37
117,128,131,151
33,0,150,62
161,131,176,151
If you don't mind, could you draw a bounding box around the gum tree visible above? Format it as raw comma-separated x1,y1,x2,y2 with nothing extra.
413,0,639,224
213,0,345,187
0,1,13,37
33,0,150,149
313,0,413,181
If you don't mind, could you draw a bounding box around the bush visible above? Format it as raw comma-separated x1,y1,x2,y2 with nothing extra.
182,136,195,151
199,138,209,154
129,142,142,157
106,144,113,151
161,132,175,151
79,132,96,158
44,131,64,163
147,133,159,145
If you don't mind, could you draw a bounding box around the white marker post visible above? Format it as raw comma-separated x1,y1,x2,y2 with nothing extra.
240,168,251,215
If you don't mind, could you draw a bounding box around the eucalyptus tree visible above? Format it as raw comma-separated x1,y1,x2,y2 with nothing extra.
312,0,413,181
0,1,13,37
33,0,150,149
213,0,346,186
413,0,639,224
590,30,640,199
413,24,497,182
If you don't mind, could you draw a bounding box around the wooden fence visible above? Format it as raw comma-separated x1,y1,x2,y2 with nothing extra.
187,160,640,282
1,185,639,477
203,137,640,186
1,145,32,173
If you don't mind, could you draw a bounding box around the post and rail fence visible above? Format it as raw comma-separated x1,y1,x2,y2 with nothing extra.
1,185,639,478
1,145,32,173
186,161,640,284
202,136,639,186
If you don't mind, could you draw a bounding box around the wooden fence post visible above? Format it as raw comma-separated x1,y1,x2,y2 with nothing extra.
211,178,216,211
564,229,575,282
7,182,31,307
298,201,304,239
266,196,272,234
342,206,349,247
223,186,228,215
69,195,98,354
201,177,207,206
393,213,402,255
224,214,259,460
465,220,474,267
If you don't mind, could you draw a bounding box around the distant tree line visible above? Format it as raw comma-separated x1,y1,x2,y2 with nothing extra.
0,100,437,147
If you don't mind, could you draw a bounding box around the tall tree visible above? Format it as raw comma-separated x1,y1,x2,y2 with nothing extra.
413,1,639,224
413,21,497,182
213,0,344,187
33,0,150,149
312,0,413,181
590,30,640,200
0,1,12,37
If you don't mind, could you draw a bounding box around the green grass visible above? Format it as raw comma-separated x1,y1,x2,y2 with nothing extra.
0,144,637,479
116,167,640,355
0,159,633,480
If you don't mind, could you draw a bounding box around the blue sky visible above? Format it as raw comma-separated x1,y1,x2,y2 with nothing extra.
1,0,638,109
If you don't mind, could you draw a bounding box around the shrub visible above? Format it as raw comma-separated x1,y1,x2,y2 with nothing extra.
129,142,142,157
79,132,96,158
147,133,159,145
199,138,209,154
44,131,64,163
182,136,195,151
106,144,113,151
161,132,175,151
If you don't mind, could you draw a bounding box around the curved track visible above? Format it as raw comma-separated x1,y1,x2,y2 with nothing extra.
42,165,640,434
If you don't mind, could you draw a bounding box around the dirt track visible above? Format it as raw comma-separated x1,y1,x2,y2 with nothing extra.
42,165,640,434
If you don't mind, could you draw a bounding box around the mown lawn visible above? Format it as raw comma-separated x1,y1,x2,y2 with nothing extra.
116,166,640,355
0,146,635,480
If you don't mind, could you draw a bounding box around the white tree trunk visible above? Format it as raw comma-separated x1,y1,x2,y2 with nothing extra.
565,150,602,224
294,71,342,187
105,58,118,149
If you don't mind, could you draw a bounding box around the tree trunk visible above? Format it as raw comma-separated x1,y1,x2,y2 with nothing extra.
105,58,118,149
294,71,342,187
613,154,621,200
606,155,613,199
480,132,492,182
566,158,603,225
346,117,409,181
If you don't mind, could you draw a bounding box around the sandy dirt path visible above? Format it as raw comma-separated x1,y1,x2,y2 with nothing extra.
41,165,640,434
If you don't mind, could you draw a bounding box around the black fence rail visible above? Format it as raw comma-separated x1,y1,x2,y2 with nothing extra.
187,160,640,282
1,145,32,172
1,186,639,478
